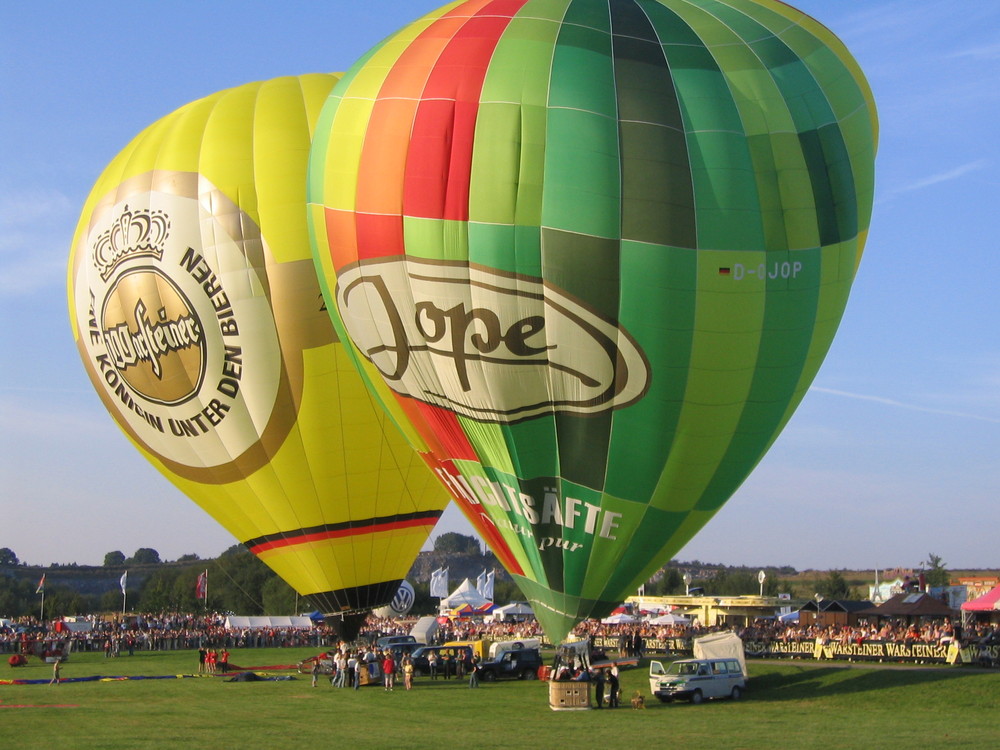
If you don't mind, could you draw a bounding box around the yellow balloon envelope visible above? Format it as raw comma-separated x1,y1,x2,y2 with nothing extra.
67,74,448,622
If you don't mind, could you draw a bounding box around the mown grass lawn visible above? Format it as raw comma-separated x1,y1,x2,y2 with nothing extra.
2,649,997,749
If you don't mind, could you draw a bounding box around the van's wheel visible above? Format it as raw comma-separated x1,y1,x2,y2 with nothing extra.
690,689,703,705
730,685,742,700
522,669,537,680
482,670,496,682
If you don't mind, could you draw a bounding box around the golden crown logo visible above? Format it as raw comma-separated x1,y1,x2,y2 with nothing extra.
93,205,170,281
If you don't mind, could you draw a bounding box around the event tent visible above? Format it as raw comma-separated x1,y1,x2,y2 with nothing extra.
489,602,534,622
961,586,1000,611
649,613,691,626
442,578,494,615
601,613,639,624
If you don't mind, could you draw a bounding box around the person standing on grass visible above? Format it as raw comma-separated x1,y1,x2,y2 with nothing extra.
354,650,364,689
593,667,605,708
49,659,61,685
347,651,359,689
468,655,480,688
382,651,396,691
606,667,620,708
335,651,348,688
403,655,415,690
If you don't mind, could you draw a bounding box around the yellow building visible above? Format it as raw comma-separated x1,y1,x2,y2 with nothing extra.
625,595,791,628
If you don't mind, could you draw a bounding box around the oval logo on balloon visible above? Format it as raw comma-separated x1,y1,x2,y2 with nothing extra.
336,257,651,422
72,171,287,478
100,267,205,405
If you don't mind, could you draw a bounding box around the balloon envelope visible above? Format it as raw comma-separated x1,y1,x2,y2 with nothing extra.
309,0,877,641
68,74,449,619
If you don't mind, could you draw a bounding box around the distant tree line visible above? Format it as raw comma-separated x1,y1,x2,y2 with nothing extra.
0,538,954,619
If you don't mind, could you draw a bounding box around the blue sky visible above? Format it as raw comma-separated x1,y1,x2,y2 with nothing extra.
1,1,997,573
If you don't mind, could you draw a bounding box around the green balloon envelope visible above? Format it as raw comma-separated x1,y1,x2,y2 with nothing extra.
308,0,877,643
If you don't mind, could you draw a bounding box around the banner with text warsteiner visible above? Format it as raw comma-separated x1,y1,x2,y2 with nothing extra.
592,635,1000,665
745,639,953,662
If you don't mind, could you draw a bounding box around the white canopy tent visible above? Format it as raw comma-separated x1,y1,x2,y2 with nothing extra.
442,578,493,610
489,602,534,622
648,612,691,626
601,612,639,624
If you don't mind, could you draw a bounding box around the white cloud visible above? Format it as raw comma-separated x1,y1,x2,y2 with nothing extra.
809,385,1000,424
949,42,1000,61
0,187,78,296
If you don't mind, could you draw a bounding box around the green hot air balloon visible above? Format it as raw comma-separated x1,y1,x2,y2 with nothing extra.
308,0,877,642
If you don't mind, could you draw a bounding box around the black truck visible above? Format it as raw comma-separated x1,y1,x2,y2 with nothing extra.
478,647,543,681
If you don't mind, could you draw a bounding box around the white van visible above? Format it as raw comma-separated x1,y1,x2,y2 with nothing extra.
648,658,746,704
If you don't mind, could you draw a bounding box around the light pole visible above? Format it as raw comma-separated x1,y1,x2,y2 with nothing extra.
683,573,692,596
758,570,766,597
814,593,823,628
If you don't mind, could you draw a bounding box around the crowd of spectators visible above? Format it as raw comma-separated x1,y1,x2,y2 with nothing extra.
570,616,1000,657
1,611,545,658
0,612,330,655
3,610,997,662
361,615,542,646
734,618,1000,648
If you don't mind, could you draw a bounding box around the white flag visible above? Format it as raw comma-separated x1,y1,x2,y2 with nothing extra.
483,570,495,601
430,567,449,598
120,571,128,594
476,569,487,597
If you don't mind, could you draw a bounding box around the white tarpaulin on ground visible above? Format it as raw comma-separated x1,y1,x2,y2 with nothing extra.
224,616,313,630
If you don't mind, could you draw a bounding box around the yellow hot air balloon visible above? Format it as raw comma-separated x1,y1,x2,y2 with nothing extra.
67,74,448,632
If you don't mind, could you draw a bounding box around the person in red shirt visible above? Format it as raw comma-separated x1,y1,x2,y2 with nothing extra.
381,651,396,691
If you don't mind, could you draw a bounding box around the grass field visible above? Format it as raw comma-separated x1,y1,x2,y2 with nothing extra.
2,648,997,749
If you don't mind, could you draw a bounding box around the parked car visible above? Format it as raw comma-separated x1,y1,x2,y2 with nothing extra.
375,634,417,650
409,645,473,676
387,641,424,662
648,658,746,704
478,647,543,681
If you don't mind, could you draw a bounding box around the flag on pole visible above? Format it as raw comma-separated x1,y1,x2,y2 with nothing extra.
35,574,45,594
483,570,495,601
196,570,208,600
476,569,487,597
430,567,449,598
120,571,128,594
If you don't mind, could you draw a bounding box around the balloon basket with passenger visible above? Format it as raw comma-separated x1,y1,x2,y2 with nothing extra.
547,641,593,711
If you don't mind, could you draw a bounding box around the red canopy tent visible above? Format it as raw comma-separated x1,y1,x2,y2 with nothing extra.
961,585,1000,611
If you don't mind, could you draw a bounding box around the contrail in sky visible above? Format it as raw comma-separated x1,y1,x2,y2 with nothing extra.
810,386,1000,424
